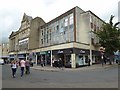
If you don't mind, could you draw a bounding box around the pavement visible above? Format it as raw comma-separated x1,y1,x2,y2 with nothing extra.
31,63,118,72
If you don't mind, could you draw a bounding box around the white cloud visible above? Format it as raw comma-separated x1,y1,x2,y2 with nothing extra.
0,0,119,41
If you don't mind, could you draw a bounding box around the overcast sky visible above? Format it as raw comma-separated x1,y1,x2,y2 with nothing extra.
0,0,119,42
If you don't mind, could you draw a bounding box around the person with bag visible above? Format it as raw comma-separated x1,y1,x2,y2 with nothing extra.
11,60,18,78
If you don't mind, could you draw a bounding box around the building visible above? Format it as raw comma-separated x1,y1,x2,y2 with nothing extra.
0,42,9,63
118,1,120,28
9,13,45,61
9,6,104,68
35,6,104,68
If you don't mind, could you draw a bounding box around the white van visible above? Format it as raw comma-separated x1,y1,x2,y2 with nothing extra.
0,59,4,65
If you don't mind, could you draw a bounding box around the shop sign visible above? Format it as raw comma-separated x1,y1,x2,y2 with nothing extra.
80,50,85,54
40,51,47,55
58,50,64,54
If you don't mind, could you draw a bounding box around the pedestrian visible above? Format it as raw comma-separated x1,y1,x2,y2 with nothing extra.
103,55,107,64
25,60,30,74
88,58,91,66
11,60,18,78
20,59,26,77
59,58,63,69
41,59,44,67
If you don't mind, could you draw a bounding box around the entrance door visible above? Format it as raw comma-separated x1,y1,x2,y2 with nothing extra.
58,53,64,66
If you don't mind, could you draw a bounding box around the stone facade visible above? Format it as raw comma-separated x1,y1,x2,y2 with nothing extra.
9,13,45,60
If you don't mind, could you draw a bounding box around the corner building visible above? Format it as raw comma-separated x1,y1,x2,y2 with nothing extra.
35,6,104,68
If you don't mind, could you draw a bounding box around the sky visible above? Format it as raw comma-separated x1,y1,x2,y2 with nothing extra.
0,0,119,43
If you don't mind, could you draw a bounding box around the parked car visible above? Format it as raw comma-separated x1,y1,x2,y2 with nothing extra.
0,59,4,65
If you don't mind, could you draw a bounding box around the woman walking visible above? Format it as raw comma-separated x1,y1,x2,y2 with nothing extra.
11,60,18,78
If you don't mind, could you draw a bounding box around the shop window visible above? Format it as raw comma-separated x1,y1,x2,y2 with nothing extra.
85,56,88,63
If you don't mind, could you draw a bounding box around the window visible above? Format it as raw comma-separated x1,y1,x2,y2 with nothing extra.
69,24,74,30
94,24,96,32
65,18,68,26
97,27,99,31
91,23,93,29
50,33,51,40
90,15,93,23
69,14,73,25
42,30,43,36
64,31,66,34
41,39,43,44
57,25,59,30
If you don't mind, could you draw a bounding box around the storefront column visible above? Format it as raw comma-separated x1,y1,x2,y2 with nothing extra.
50,50,52,67
71,53,76,68
35,55,37,65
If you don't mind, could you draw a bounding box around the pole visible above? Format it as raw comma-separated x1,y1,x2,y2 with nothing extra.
35,54,37,65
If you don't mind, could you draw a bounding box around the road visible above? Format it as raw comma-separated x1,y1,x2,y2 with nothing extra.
2,64,118,88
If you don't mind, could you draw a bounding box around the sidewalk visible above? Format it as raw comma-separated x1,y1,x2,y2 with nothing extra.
31,63,118,72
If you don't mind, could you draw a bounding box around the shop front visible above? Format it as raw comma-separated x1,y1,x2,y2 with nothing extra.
52,48,73,67
35,48,100,68
52,48,101,68
73,48,90,67
36,51,51,66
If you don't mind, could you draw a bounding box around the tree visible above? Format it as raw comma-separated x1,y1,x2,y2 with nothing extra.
93,15,120,56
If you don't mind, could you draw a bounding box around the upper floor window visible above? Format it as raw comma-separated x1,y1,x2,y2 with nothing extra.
69,14,73,25
65,18,68,27
41,39,43,44
57,25,59,30
42,30,43,36
91,22,93,29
